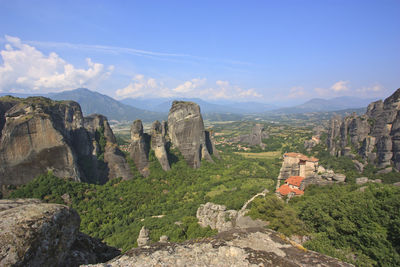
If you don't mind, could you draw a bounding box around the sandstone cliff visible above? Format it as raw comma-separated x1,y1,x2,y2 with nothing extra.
327,88,400,170
0,96,132,189
167,101,214,168
85,227,352,267
0,199,119,267
129,120,150,177
150,120,170,171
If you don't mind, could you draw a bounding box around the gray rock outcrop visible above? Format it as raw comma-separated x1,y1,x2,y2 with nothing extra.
196,193,268,233
150,120,170,171
0,199,119,267
137,226,150,247
129,120,150,177
327,88,400,170
230,123,268,148
167,101,214,168
0,97,132,189
83,114,133,182
85,228,352,267
197,203,238,232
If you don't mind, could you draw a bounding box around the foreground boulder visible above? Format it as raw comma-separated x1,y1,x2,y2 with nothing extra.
167,101,214,168
0,96,132,189
85,228,352,267
0,199,119,267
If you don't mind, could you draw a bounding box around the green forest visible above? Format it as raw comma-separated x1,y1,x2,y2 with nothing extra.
11,150,278,252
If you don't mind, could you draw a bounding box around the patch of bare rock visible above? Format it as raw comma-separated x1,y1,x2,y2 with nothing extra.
84,228,353,267
0,199,119,267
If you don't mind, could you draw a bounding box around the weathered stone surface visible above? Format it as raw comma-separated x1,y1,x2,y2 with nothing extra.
0,199,119,267
0,97,133,189
356,177,369,185
327,88,400,170
150,120,170,171
332,174,346,182
129,120,150,177
167,101,214,168
196,193,268,233
0,97,84,187
85,228,352,267
137,226,150,247
84,114,133,182
197,202,238,232
159,235,169,243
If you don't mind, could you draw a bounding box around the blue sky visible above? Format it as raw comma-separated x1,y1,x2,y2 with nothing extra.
0,0,399,104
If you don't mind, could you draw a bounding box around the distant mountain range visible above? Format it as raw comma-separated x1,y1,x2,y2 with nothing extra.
0,88,378,121
270,96,377,114
121,97,279,113
0,88,164,122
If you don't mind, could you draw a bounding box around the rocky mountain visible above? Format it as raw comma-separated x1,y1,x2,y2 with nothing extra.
0,96,132,190
87,227,352,267
168,101,215,168
230,123,268,148
122,97,278,114
0,199,119,266
327,88,400,171
49,88,164,122
271,96,376,114
127,101,218,176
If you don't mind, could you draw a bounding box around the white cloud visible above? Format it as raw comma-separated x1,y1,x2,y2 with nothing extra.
173,78,206,93
0,35,113,92
331,80,349,92
116,76,263,100
197,80,262,100
357,83,384,93
288,86,305,98
116,75,172,98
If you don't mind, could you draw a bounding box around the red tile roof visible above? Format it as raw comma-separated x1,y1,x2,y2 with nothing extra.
283,152,319,162
276,184,304,196
285,176,304,187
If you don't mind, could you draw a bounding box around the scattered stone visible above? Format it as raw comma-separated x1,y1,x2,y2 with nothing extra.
393,182,400,187
159,235,169,243
137,226,150,247
356,177,369,185
332,174,346,182
359,186,368,192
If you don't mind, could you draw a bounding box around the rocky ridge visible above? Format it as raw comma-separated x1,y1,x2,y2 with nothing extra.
327,88,400,171
0,96,132,190
85,227,353,267
128,101,218,176
0,199,119,267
